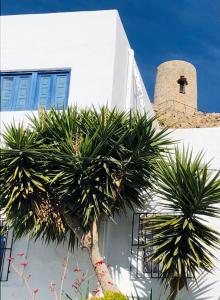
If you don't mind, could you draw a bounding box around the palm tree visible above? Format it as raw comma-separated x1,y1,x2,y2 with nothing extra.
0,107,170,292
142,148,220,299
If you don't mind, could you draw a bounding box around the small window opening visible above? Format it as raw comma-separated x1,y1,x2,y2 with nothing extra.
177,76,188,94
130,213,192,280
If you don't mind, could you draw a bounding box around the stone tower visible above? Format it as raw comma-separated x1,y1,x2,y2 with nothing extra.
154,60,197,114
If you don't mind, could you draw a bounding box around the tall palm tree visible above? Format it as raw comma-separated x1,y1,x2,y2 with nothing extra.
143,148,220,299
0,107,170,291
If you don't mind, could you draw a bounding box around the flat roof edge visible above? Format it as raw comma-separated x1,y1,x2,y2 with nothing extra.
1,9,119,18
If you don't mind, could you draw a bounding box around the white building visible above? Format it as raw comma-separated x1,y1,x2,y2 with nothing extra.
1,10,220,300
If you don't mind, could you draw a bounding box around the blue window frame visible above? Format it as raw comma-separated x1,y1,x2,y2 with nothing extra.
0,70,70,111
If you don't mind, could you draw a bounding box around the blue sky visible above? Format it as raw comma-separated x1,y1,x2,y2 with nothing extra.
1,0,220,112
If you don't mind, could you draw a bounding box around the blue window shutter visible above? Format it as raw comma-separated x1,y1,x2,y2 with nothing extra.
1,70,70,111
14,75,31,110
36,75,52,109
0,76,14,111
53,74,69,109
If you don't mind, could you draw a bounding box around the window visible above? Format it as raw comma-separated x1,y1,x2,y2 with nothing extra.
0,70,70,111
0,217,13,281
130,213,191,280
177,76,188,94
130,213,159,279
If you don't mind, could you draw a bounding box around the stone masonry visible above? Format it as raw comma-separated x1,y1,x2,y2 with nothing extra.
154,60,197,114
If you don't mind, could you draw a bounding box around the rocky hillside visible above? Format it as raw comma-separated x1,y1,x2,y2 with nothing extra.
154,107,220,128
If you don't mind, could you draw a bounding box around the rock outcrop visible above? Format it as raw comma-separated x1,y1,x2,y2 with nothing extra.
154,106,220,128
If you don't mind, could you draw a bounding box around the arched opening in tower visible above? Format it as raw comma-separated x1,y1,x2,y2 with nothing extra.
177,76,188,94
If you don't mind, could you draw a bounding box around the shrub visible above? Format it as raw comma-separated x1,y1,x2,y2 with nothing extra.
91,291,128,300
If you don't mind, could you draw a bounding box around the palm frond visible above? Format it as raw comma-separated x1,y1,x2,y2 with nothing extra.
142,148,220,298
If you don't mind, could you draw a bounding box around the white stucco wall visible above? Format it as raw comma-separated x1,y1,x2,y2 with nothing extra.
170,127,220,170
111,13,130,111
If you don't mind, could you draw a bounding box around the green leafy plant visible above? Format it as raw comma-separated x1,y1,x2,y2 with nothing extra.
91,291,128,300
0,106,170,292
65,281,89,300
143,148,220,299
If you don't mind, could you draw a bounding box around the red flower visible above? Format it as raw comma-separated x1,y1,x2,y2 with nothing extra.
92,287,100,296
108,281,113,285
107,264,111,269
33,288,39,294
72,280,80,289
95,258,105,268
8,256,14,261
17,251,25,257
20,261,28,267
74,266,81,272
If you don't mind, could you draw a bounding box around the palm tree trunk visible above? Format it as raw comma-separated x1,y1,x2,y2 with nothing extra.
64,213,119,292
84,220,119,292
